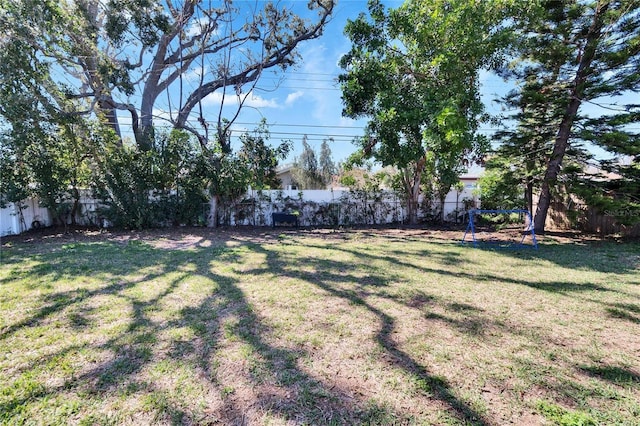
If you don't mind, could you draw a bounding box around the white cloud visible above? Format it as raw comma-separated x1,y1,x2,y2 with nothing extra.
183,65,212,83
285,90,304,106
245,93,279,108
185,17,219,38
202,91,279,109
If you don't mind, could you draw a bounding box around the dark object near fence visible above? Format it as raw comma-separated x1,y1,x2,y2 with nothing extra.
272,212,299,227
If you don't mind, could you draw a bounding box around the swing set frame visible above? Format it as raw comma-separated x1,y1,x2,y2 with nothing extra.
461,209,538,249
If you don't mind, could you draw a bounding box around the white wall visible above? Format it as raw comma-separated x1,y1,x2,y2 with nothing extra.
0,199,52,237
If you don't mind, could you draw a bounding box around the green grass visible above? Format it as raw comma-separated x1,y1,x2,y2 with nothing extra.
0,229,639,425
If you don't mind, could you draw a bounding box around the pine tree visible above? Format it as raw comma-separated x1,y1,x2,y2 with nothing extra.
500,0,640,232
291,136,324,189
319,138,336,187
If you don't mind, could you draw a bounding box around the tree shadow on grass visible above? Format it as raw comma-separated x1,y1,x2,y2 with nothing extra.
605,306,640,323
471,240,640,274
1,240,400,424
248,243,491,425
301,239,631,298
0,279,137,341
579,364,640,386
2,231,638,424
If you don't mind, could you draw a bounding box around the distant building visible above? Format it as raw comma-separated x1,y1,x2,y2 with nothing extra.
275,164,297,190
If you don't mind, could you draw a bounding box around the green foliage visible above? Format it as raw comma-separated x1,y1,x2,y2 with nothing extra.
0,105,92,224
291,137,327,189
492,0,640,231
0,133,31,209
339,0,509,223
338,168,398,225
237,122,291,191
319,139,336,186
91,128,207,229
0,2,73,215
208,122,291,206
477,160,524,211
536,401,596,426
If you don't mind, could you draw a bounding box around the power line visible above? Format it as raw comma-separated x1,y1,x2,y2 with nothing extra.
254,86,341,92
233,121,364,129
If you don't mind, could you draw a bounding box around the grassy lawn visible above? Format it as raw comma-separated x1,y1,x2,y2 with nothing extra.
1,228,639,425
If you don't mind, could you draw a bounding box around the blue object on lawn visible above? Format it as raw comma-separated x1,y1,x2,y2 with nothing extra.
461,209,538,249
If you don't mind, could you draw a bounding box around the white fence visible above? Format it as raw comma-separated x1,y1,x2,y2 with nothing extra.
0,186,479,237
1,198,52,237
217,187,478,227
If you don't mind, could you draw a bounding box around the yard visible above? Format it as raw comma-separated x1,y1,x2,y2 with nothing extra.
0,228,638,425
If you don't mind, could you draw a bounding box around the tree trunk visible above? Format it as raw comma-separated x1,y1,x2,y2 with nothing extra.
99,104,122,142
406,191,420,225
533,94,582,233
70,186,80,226
208,194,219,228
533,2,608,233
404,157,426,225
525,180,533,214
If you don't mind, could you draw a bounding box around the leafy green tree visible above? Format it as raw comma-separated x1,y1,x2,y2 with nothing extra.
0,134,31,209
486,75,568,214
499,0,640,232
91,127,209,229
477,165,523,211
339,0,508,223
238,123,292,191
206,123,291,227
0,26,92,226
0,4,86,223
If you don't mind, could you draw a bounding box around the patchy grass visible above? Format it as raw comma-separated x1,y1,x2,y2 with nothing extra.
0,228,639,425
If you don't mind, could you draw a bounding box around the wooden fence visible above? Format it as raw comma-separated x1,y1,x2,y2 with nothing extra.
545,200,640,237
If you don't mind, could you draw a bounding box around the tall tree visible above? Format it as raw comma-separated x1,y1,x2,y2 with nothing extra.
339,0,508,223
197,122,291,228
501,0,640,233
237,121,291,190
485,75,569,214
319,138,336,186
291,136,324,189
1,0,334,228
0,14,93,224
0,0,333,151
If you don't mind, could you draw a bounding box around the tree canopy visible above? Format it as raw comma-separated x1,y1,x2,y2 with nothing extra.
339,0,509,223
489,0,640,232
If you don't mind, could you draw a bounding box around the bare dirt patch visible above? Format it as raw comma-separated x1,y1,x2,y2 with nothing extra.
1,225,473,248
2,221,620,248
3,221,631,252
